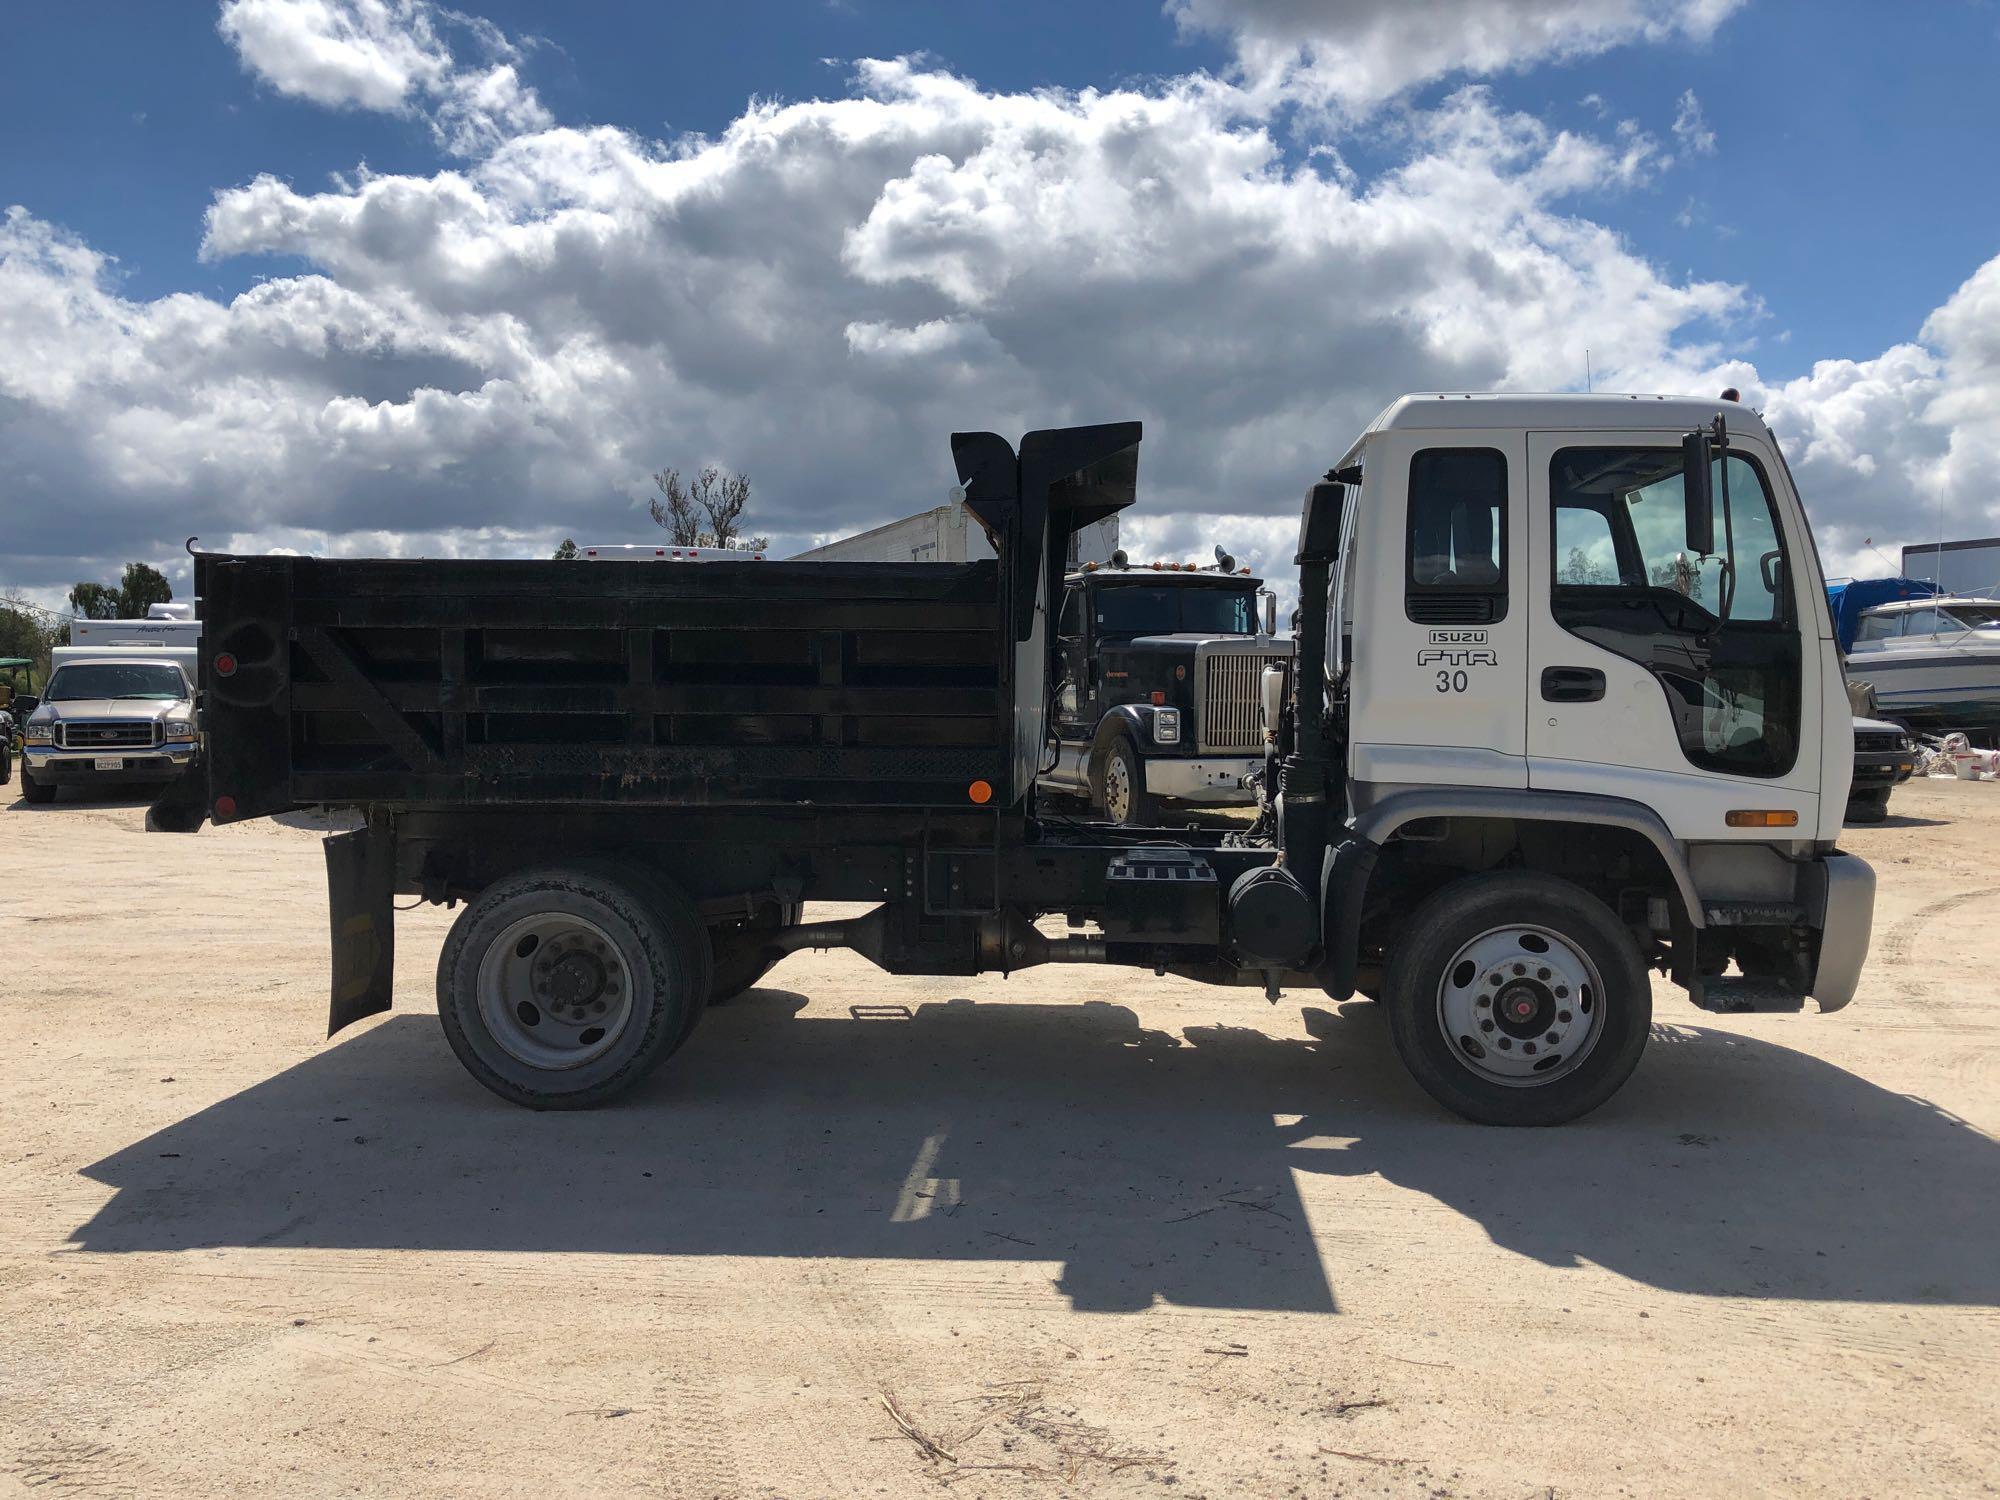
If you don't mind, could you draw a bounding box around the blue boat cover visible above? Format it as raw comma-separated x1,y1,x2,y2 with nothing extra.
1825,576,1939,652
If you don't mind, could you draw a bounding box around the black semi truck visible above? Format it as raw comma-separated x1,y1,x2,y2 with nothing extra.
154,405,1873,1125
1044,557,1289,823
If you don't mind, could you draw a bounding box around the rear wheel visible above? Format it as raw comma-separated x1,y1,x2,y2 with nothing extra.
708,899,802,1004
20,770,55,804
436,864,710,1109
1383,873,1651,1126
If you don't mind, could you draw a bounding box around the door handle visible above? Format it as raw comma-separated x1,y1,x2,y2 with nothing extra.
1541,666,1605,703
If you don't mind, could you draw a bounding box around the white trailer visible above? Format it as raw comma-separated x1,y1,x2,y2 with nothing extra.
793,498,1119,565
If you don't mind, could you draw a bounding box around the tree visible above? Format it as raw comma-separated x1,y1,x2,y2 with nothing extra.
1562,546,1610,586
649,466,768,552
119,562,172,618
68,581,121,619
552,538,579,560
1650,554,1704,601
0,600,69,683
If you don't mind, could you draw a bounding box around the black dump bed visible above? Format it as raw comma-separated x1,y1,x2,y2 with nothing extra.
184,422,1142,827
196,553,1009,823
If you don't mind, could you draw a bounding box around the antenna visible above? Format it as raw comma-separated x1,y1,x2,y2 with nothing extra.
1585,349,1593,394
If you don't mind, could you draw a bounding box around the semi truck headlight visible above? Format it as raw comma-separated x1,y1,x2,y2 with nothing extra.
165,721,196,741
25,723,53,745
1153,708,1181,745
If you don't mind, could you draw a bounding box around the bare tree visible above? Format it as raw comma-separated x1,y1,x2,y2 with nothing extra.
650,466,767,551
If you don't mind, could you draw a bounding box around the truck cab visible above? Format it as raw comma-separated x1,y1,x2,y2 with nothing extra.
1045,557,1288,821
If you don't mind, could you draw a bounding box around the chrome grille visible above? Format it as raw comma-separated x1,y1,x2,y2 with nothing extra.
1199,650,1290,753
57,720,159,750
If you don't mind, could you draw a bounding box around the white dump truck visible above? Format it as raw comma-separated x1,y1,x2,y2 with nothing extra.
170,393,1871,1125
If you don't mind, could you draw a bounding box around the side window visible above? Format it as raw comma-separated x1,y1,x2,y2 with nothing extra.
1406,448,1507,623
1855,614,1900,643
1548,445,1800,779
1555,506,1617,585
1058,586,1084,636
1901,607,1943,637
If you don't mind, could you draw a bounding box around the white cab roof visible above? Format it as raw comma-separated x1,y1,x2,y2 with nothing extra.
1360,392,1770,439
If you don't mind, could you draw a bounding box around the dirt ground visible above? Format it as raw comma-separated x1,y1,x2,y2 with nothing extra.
3,772,1997,1500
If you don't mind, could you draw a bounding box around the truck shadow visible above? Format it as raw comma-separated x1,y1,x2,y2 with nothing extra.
70,996,1998,1315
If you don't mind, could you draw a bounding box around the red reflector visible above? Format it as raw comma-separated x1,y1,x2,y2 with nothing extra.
1150,690,1165,705
968,779,993,805
214,794,237,819
213,652,238,677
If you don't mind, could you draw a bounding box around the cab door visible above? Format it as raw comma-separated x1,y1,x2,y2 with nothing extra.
1525,429,1822,833
1344,428,1531,790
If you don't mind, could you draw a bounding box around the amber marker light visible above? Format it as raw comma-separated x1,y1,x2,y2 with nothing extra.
1725,809,1798,828
968,780,994,804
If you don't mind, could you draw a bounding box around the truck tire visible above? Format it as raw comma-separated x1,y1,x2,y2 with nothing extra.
20,769,55,805
1381,873,1650,1126
1098,735,1156,826
708,899,802,1005
435,864,711,1110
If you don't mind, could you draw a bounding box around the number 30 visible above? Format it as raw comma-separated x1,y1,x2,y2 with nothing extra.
1435,669,1469,693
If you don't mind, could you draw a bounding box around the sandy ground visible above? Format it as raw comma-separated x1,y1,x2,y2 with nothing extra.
2,771,1997,1500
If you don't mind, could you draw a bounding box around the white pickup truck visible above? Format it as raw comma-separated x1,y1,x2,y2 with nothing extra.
20,648,201,804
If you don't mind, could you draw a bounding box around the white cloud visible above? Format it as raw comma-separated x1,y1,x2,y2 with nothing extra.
0,2,1992,607
217,0,548,153
1167,0,1745,115
1672,87,1716,155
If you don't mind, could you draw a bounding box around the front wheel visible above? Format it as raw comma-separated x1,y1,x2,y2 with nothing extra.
1382,873,1651,1126
1098,737,1156,826
436,864,711,1109
20,769,55,804
1845,788,1890,824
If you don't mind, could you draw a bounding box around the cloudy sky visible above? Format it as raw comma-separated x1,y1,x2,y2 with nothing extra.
3,0,1998,608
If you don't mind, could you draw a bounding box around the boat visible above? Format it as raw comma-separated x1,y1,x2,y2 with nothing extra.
1833,579,2000,738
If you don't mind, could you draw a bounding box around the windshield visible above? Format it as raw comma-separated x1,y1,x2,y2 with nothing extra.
47,662,188,701
1093,585,1256,637
1941,604,2000,630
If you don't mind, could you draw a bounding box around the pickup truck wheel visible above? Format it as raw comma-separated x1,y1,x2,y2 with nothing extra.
20,770,55,805
1383,873,1650,1126
436,865,711,1109
1845,788,1890,824
1099,737,1156,826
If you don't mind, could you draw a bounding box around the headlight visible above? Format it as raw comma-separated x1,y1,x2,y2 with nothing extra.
25,723,53,745
1900,734,1916,752
165,721,197,741
1153,707,1182,745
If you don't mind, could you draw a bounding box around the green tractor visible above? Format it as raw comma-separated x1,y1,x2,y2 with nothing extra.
0,658,35,785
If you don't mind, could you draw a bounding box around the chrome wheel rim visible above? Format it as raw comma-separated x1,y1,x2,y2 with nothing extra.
475,912,635,1070
1435,923,1604,1087
1104,752,1133,821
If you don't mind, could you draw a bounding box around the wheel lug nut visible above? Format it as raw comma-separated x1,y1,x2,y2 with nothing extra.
1558,1010,1572,1023
1536,967,1550,980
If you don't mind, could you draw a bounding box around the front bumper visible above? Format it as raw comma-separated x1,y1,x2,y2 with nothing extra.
1850,749,1914,791
25,747,197,784
1808,851,1876,1013
1142,754,1262,803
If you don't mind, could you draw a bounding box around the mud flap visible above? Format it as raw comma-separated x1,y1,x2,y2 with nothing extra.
324,824,394,1037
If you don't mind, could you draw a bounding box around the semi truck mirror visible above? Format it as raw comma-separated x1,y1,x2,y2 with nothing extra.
1260,589,1278,637
1259,662,1287,736
1681,428,1716,557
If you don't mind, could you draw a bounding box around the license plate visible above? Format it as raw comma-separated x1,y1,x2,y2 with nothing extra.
93,756,124,771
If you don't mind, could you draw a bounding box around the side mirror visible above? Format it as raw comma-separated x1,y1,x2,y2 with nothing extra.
1259,589,1278,637
12,694,38,716
1259,662,1288,737
1681,429,1716,557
